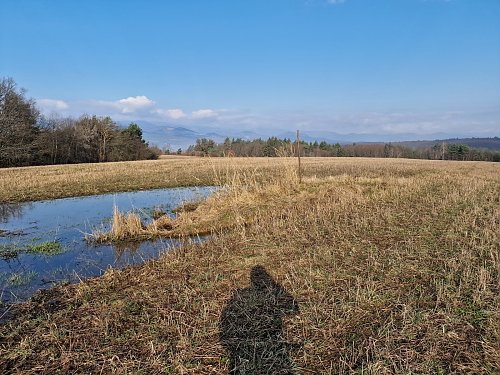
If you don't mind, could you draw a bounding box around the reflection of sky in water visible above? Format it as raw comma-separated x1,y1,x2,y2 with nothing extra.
0,187,215,305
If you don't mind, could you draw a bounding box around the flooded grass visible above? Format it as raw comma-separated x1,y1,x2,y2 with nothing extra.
0,245,19,260
0,241,64,258
26,241,64,255
172,200,202,214
0,186,215,305
6,271,37,287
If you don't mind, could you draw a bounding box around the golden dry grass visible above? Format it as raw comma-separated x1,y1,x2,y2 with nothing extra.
0,158,499,374
91,159,301,242
0,157,211,202
0,155,489,202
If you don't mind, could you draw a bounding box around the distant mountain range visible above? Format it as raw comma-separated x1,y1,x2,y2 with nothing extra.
117,121,225,150
118,121,500,151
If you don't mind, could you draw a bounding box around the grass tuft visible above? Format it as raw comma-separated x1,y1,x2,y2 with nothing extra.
26,241,64,255
6,271,37,286
0,241,64,258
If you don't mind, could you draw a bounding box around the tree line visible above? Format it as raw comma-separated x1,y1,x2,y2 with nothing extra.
187,137,500,162
0,77,160,168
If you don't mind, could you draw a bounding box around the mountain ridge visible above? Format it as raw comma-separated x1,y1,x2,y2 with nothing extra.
118,121,500,151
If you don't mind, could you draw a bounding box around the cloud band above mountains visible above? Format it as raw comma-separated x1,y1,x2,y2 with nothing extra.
36,94,498,138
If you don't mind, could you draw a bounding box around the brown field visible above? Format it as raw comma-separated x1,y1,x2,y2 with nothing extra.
0,155,484,203
0,157,499,374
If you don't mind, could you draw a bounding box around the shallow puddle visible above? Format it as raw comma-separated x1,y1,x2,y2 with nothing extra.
0,187,215,307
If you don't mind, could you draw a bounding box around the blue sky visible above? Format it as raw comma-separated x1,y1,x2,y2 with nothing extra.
1,0,499,137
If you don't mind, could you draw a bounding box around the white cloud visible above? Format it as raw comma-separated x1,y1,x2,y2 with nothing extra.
191,109,218,119
37,99,69,111
91,95,156,115
116,95,155,113
154,108,186,120
327,0,346,4
31,96,500,138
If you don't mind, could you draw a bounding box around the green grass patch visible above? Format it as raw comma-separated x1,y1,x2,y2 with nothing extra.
0,244,21,259
0,241,65,258
26,241,64,255
6,271,37,286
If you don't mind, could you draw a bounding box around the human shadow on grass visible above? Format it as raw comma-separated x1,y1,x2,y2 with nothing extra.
219,265,300,374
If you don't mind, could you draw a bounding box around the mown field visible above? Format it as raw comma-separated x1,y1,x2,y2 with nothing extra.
0,157,498,374
0,155,467,203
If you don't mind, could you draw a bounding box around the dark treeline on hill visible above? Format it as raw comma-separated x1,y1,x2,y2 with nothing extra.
187,137,500,162
0,77,160,168
395,137,500,151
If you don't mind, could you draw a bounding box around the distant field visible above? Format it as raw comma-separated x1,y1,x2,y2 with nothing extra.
1,158,499,373
0,156,495,202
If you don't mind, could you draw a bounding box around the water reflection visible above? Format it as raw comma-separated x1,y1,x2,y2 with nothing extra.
0,202,29,224
0,187,216,307
114,241,142,255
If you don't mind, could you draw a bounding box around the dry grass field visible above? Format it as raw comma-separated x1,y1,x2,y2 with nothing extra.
0,155,472,203
0,157,499,374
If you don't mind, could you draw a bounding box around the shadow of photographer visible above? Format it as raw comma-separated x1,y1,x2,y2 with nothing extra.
219,265,300,374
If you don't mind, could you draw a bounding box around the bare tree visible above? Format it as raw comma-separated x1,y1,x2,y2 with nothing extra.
0,77,40,167
96,116,117,162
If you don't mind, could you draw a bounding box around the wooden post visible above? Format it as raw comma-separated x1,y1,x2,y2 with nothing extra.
296,129,302,183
